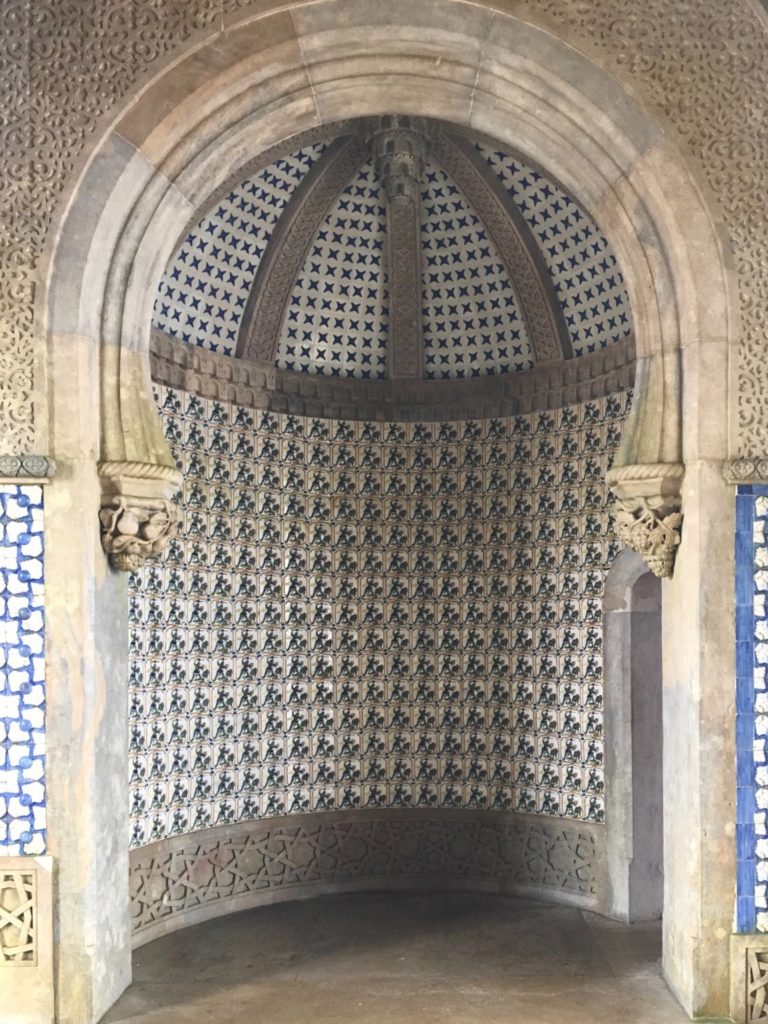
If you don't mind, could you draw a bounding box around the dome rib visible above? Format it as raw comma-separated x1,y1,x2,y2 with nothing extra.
236,134,369,363
430,132,572,364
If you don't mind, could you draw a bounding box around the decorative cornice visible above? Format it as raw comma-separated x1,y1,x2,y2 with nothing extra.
723,458,768,485
431,133,571,364
236,135,368,364
0,455,56,484
151,330,635,420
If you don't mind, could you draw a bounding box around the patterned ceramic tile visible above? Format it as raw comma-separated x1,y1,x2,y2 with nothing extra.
737,486,768,931
275,161,389,379
152,134,631,380
153,145,327,355
421,161,534,379
127,389,630,847
479,145,632,357
0,486,45,856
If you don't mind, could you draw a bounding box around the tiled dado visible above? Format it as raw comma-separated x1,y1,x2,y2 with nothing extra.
128,386,630,848
0,485,46,856
736,487,768,934
129,809,602,945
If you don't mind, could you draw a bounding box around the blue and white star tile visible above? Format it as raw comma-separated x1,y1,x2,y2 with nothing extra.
276,160,389,380
421,161,534,380
478,145,633,357
153,145,327,357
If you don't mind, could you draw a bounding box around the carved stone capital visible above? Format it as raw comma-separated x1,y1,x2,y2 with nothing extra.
606,462,684,578
98,461,182,572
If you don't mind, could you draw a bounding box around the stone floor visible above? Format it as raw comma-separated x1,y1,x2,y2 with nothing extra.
103,891,699,1023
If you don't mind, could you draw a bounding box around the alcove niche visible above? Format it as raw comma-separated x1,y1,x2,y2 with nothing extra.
125,116,655,945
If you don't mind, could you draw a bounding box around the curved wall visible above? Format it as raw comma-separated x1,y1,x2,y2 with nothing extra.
128,379,629,923
129,808,604,946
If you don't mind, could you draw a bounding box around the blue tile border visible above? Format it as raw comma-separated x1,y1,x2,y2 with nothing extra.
735,485,768,931
0,484,46,856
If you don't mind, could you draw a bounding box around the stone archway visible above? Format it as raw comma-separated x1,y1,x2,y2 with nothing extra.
40,4,737,1021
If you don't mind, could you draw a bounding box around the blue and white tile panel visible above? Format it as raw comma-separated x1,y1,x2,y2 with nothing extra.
0,486,45,856
736,487,768,932
421,162,534,380
153,145,327,356
127,387,630,847
275,161,389,380
479,145,632,358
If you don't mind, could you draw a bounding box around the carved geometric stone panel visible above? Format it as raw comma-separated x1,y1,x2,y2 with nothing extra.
0,870,36,964
129,809,601,943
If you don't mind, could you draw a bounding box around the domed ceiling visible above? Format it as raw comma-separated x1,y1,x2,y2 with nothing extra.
153,117,632,382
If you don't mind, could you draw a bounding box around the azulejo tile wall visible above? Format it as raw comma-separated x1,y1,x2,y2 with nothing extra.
736,486,768,932
127,388,630,848
0,486,45,856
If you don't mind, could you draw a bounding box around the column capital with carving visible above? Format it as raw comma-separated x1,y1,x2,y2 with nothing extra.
607,462,684,578
98,461,181,572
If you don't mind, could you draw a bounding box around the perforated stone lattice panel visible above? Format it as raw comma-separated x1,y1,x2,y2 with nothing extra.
153,146,327,356
479,146,633,358
127,388,629,848
0,868,36,963
421,161,534,379
0,486,45,857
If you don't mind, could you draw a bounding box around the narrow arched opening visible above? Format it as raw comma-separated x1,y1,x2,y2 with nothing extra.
603,549,663,923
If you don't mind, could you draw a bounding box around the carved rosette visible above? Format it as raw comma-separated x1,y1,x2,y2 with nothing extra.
607,463,685,578
98,462,182,572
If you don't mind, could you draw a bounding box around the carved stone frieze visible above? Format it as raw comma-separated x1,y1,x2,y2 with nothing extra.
607,462,685,578
723,459,768,485
98,461,182,572
129,810,602,944
0,454,56,482
151,328,635,420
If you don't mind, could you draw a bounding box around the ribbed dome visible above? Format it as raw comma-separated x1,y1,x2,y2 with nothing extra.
153,118,632,381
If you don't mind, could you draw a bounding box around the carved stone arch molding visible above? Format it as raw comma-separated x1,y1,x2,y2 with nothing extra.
43,2,735,579
40,6,740,1020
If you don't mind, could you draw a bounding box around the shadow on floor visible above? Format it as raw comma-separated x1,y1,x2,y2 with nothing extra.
101,891,693,1024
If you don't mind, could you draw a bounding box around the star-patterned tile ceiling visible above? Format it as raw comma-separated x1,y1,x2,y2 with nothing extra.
153,120,632,381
